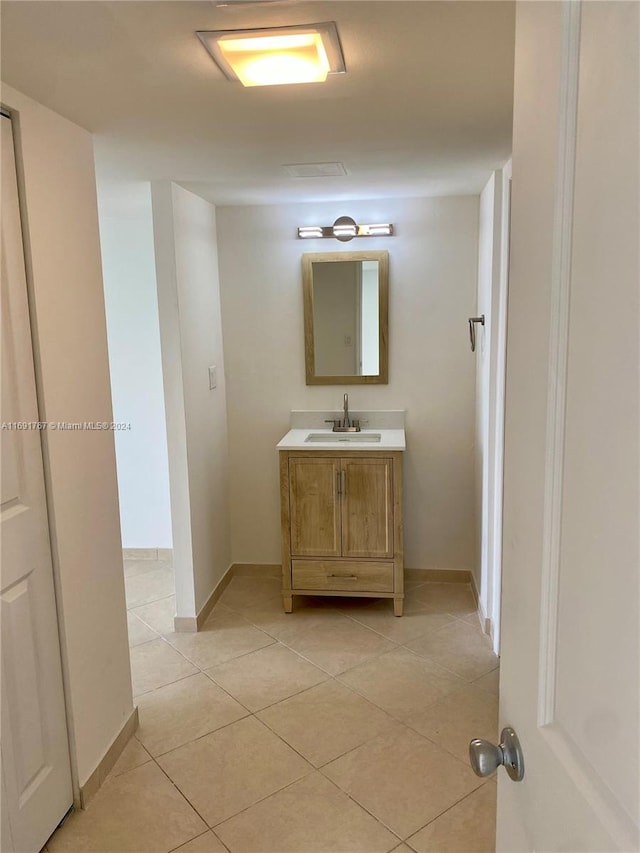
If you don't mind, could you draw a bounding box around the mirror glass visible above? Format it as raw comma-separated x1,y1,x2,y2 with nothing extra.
302,250,388,385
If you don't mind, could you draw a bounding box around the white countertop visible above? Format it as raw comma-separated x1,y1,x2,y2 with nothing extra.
277,428,406,451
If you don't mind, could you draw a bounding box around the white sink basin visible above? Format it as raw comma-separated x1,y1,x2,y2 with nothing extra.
277,427,405,451
305,432,382,443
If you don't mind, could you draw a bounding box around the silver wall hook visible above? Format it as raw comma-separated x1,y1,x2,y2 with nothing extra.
469,315,485,352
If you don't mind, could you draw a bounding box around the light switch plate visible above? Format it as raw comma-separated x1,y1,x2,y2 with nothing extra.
208,365,217,390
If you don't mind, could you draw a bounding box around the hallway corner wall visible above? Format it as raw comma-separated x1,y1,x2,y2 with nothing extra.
98,180,172,550
151,182,232,620
1,83,134,790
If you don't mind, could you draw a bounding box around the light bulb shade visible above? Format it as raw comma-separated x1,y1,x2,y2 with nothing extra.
298,226,325,239
218,32,330,86
360,223,394,237
198,23,345,87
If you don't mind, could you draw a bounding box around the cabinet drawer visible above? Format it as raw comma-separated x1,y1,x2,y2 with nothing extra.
292,560,394,593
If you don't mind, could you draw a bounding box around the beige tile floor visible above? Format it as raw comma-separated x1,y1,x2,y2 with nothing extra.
45,560,499,853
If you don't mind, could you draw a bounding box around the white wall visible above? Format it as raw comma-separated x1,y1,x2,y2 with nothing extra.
1,84,133,789
151,182,231,619
98,181,172,549
216,196,479,571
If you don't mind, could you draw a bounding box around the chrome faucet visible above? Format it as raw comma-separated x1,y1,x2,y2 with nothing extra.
325,393,360,432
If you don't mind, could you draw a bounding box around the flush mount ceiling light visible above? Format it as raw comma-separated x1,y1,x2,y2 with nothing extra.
197,22,345,87
298,216,394,242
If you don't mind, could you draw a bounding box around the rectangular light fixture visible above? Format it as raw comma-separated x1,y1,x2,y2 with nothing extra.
197,22,345,87
297,218,394,241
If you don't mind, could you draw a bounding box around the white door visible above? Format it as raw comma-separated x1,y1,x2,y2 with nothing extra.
1,114,73,852
496,2,639,850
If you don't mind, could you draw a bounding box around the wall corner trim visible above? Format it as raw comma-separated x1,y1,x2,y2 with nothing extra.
174,563,235,633
174,563,281,633
78,706,138,809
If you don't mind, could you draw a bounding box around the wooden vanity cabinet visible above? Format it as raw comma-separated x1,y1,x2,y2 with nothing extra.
279,450,404,616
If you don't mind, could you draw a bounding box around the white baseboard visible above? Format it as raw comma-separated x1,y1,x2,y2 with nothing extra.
470,572,492,637
232,563,281,578
78,706,138,809
173,563,281,633
404,567,472,584
173,563,236,633
172,563,484,634
173,614,198,632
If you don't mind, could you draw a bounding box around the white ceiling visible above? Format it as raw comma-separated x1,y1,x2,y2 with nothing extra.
1,1,515,205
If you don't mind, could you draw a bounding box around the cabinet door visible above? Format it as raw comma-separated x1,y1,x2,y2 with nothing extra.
341,458,394,559
289,457,341,557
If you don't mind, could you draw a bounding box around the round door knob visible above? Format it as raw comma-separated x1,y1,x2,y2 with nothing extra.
469,738,503,777
469,726,525,782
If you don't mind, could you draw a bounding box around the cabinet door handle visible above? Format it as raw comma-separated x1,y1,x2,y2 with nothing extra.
341,470,347,496
328,573,359,581
336,471,342,495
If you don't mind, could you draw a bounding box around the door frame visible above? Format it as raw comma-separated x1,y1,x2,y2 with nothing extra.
488,159,512,655
477,161,512,655
1,104,79,804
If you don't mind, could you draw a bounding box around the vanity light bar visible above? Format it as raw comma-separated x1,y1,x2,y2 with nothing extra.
297,222,394,240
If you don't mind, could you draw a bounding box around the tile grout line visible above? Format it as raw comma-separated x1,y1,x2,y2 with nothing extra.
314,737,490,844
308,770,405,847
133,643,491,776
128,592,176,623
394,641,499,684
130,603,492,695
126,591,177,613
123,573,497,851
209,763,403,849
151,754,218,839
131,608,494,725
167,829,231,853
251,673,397,769
132,669,202,702
209,766,317,833
137,664,453,846
401,777,493,847
335,605,475,644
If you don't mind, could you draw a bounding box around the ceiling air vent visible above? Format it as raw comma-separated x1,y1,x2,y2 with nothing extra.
283,162,347,178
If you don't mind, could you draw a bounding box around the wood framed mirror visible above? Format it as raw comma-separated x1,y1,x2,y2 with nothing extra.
302,250,389,385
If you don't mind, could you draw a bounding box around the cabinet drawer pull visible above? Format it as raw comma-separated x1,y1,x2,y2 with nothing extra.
328,573,358,581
